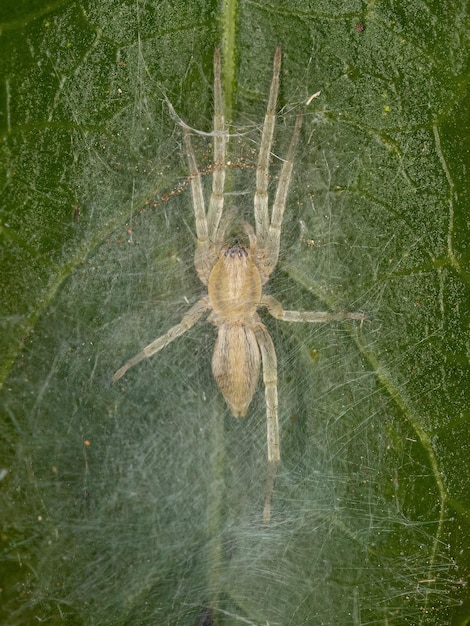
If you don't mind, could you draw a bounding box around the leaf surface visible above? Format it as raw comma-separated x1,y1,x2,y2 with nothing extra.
1,1,469,624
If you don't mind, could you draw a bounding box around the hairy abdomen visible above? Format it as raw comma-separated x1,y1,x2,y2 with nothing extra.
212,324,260,417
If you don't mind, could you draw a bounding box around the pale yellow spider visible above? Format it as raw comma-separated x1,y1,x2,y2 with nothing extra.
113,47,368,520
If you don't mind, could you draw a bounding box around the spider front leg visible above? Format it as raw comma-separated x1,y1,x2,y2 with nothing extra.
184,129,214,285
252,46,304,281
262,111,303,279
183,49,227,285
112,297,210,382
254,46,281,243
206,47,227,242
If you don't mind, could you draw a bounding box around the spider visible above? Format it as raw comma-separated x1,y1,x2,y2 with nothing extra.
113,47,368,520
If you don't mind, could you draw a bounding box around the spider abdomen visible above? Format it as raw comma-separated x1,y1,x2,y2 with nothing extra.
212,323,261,417
208,245,262,319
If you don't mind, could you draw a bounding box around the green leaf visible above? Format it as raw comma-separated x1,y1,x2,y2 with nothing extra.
1,1,469,624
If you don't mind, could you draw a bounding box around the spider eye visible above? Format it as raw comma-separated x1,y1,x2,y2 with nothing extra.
225,245,248,259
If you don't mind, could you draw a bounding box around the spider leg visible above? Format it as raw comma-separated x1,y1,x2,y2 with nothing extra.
253,323,279,463
254,46,281,246
112,297,210,382
263,459,277,526
262,111,303,280
184,50,227,284
184,129,214,284
206,48,227,243
253,322,280,525
261,294,370,322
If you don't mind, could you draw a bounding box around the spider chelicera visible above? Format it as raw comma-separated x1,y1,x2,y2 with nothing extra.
113,47,368,522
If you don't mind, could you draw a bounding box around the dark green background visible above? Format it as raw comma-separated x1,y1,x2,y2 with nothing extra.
1,1,469,624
